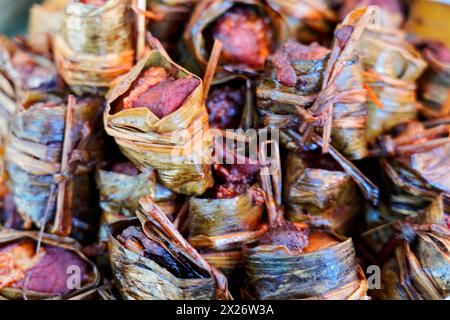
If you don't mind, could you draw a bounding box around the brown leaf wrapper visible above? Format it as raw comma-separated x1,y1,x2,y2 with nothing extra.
0,37,65,229
379,223,449,300
0,36,64,104
266,0,337,44
419,46,450,119
242,230,368,300
181,0,289,82
107,194,233,300
96,165,179,240
5,97,104,241
339,0,405,29
240,140,368,300
0,88,18,203
360,28,427,142
0,229,100,300
283,152,361,234
378,122,450,216
363,195,447,255
107,218,217,300
257,7,377,159
28,0,69,54
104,50,214,195
53,0,135,92
187,186,265,290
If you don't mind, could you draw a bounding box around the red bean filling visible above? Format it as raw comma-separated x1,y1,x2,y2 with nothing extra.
209,6,273,69
258,221,310,252
123,67,200,118
271,40,329,87
0,241,88,295
110,161,139,176
206,84,245,129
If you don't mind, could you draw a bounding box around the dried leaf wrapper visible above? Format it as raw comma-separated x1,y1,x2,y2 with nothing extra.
104,50,214,195
5,97,104,240
53,0,135,92
0,229,100,300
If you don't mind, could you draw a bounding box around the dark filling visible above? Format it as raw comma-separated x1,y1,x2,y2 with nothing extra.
10,50,60,92
299,147,343,171
0,240,88,295
110,161,139,176
209,162,264,204
257,221,310,252
206,83,245,129
256,224,339,253
271,40,329,87
206,141,264,202
117,226,204,279
123,67,200,118
208,6,273,69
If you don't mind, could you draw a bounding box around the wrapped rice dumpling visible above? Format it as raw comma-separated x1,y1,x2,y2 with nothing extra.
53,0,135,93
256,40,329,127
0,37,64,105
0,229,100,300
284,147,361,234
373,121,450,215
28,0,70,54
243,227,368,300
97,161,154,220
243,141,368,300
104,49,213,195
376,199,449,300
5,96,104,241
340,0,405,29
96,158,180,240
182,0,287,81
417,42,450,119
381,223,450,300
107,196,231,300
257,38,367,159
257,7,381,159
0,37,64,229
360,28,427,143
188,144,265,289
363,193,447,252
266,0,337,45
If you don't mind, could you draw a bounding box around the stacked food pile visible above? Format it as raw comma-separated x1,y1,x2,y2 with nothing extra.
0,0,448,300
